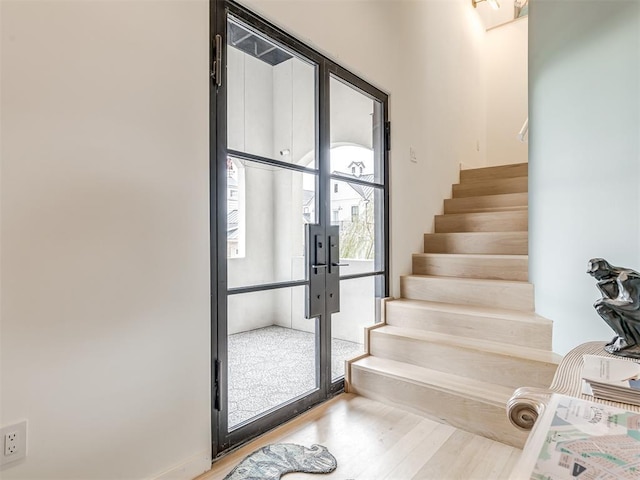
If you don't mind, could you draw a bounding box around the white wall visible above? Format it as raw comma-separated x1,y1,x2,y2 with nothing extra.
241,0,488,297
475,0,523,30
485,18,528,166
0,1,211,479
391,1,487,293
529,0,640,355
0,1,497,477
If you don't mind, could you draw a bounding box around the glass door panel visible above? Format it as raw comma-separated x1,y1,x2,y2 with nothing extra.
328,73,387,383
329,76,384,184
218,5,323,453
226,158,317,289
227,286,316,428
330,275,381,381
330,180,384,276
227,16,316,168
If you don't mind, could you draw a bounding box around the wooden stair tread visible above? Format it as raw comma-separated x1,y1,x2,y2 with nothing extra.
402,274,532,289
452,176,528,198
401,275,534,311
435,210,528,233
423,232,528,255
386,298,551,325
424,232,529,238
352,356,515,406
444,192,528,215
373,325,562,364
436,210,529,220
412,253,528,281
460,163,528,183
450,206,526,213
385,298,552,350
413,253,527,260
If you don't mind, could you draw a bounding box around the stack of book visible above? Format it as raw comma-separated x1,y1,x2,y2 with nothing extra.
581,354,640,407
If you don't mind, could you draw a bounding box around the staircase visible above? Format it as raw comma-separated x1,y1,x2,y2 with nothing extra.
346,162,561,449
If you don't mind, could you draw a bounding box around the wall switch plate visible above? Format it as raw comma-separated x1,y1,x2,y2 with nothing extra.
409,147,417,163
1,421,27,466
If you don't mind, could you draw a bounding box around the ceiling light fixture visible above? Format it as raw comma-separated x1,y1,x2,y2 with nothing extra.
472,0,500,9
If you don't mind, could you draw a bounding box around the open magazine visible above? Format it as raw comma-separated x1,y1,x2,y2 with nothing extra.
511,393,640,480
581,355,640,407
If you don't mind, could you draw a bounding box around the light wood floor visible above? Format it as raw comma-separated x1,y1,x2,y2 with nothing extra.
199,394,522,480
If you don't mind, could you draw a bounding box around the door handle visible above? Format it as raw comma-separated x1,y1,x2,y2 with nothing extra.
305,225,342,318
326,227,341,314
306,224,326,318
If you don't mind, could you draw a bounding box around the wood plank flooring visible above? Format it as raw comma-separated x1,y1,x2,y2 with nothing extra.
198,394,522,480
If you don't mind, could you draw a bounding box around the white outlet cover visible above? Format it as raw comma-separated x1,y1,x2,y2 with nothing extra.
1,420,27,466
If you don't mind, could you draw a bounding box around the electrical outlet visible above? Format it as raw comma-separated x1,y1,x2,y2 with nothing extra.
5,432,17,455
1,421,27,466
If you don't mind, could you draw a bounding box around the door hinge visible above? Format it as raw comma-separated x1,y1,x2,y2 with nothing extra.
384,121,391,151
214,359,221,411
211,34,223,87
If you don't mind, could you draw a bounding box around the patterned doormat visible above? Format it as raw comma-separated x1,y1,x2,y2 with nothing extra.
223,443,337,480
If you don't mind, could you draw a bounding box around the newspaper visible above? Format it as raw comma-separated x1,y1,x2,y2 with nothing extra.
511,394,640,480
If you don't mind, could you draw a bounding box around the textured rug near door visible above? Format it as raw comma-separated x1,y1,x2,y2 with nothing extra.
223,443,337,480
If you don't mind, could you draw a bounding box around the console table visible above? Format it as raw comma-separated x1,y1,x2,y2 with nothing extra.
507,341,640,479
507,341,640,431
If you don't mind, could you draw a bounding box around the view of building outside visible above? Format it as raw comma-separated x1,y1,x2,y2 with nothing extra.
226,158,244,258
228,145,376,263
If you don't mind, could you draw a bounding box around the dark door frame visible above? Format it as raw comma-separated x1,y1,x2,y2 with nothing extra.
210,0,389,458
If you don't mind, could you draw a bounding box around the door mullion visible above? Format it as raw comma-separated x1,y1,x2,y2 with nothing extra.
317,58,332,396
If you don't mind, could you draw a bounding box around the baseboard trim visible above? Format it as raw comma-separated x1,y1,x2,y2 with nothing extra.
152,449,211,480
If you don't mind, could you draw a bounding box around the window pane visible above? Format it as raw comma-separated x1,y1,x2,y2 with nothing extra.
330,76,383,183
228,158,317,288
228,286,316,427
331,276,382,381
227,17,316,169
330,180,383,275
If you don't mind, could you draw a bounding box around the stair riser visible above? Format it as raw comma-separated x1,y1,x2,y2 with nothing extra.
385,303,552,350
412,255,528,281
444,193,528,214
460,163,528,183
435,211,528,233
369,332,557,389
423,233,528,255
453,177,528,198
349,366,528,448
401,276,534,311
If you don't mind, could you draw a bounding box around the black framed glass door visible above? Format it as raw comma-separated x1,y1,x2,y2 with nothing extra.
210,0,389,457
